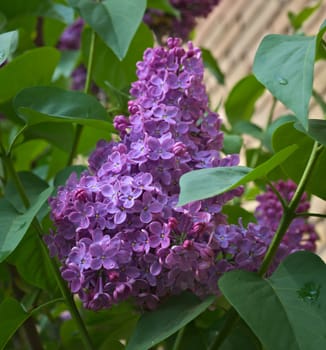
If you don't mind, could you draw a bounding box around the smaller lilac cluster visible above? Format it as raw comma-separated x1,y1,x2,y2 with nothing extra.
47,38,317,311
144,0,221,41
255,180,318,257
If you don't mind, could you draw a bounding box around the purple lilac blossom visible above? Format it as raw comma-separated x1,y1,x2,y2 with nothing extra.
144,0,221,41
47,38,316,311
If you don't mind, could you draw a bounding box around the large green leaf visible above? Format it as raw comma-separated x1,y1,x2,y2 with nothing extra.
5,171,49,212
0,47,60,103
253,34,317,130
82,23,153,90
23,122,74,153
0,298,29,350
273,122,326,200
0,30,18,65
178,145,297,206
0,187,53,263
14,86,112,130
68,0,146,60
126,293,215,350
8,227,58,293
225,75,265,122
219,251,326,350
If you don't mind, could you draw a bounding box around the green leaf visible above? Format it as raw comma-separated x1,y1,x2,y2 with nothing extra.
273,121,326,199
82,23,153,90
0,30,18,65
14,86,112,130
294,119,326,146
126,293,215,350
223,134,243,154
178,145,297,206
9,227,58,293
23,122,74,153
5,171,49,212
0,187,53,263
288,0,322,30
0,47,60,103
201,48,225,84
178,166,251,206
225,75,265,123
253,34,317,130
219,251,326,350
68,0,146,60
0,298,29,350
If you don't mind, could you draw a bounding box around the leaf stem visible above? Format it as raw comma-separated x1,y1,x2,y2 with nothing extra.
67,25,97,166
258,141,322,276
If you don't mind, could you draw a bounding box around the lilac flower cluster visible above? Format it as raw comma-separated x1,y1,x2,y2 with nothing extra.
255,180,318,255
47,38,317,311
144,0,221,41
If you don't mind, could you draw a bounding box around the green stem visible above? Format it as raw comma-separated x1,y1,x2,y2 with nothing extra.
209,141,322,348
208,308,239,350
258,141,322,276
172,326,186,350
1,145,95,350
67,26,97,166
